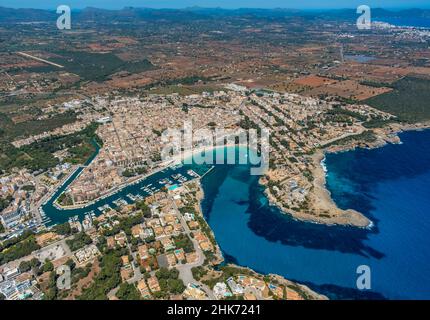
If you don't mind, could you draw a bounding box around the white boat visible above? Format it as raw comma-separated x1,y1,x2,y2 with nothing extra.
127,193,136,201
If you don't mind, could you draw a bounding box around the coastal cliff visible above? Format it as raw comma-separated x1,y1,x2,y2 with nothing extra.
193,181,327,300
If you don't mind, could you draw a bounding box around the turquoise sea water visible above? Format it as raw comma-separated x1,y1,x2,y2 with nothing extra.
41,161,212,226
43,131,430,299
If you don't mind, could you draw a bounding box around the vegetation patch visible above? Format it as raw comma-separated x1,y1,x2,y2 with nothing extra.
323,130,377,148
0,111,76,140
66,232,93,251
364,76,430,123
0,122,101,173
155,267,186,297
78,250,122,300
116,282,141,300
50,51,155,82
0,231,41,265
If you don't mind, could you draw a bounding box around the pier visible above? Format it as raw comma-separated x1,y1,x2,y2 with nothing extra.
199,166,215,179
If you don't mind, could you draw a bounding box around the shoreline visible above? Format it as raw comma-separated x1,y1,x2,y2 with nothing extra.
53,143,249,210
52,165,168,210
193,178,326,300
260,151,371,228
310,150,371,227
49,122,430,228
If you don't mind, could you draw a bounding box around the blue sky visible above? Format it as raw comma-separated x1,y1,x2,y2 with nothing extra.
1,1,429,10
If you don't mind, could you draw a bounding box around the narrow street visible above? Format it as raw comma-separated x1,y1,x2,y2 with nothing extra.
169,193,216,299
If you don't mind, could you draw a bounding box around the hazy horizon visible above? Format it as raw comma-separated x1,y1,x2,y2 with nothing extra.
1,0,430,10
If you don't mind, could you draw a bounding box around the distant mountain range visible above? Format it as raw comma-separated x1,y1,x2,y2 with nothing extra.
0,6,429,23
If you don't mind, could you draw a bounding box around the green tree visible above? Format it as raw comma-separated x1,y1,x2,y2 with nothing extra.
65,258,76,271
136,201,152,218
116,283,141,300
78,251,122,300
43,272,58,300
167,279,185,294
19,260,32,272
155,267,185,294
0,236,40,265
30,258,41,268
52,222,72,236
66,232,92,251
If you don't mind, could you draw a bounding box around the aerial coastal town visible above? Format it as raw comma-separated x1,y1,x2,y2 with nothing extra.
1,6,430,301
0,165,325,300
48,90,397,226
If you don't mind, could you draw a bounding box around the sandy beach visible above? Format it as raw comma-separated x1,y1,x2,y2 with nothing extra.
55,121,430,226
55,143,248,210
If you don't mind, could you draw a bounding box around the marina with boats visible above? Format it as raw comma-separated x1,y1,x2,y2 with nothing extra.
40,162,211,227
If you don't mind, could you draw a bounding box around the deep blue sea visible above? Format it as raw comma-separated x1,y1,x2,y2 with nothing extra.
200,130,430,300
43,130,430,299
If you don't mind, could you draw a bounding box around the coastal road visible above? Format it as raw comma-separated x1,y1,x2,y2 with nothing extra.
320,127,365,147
